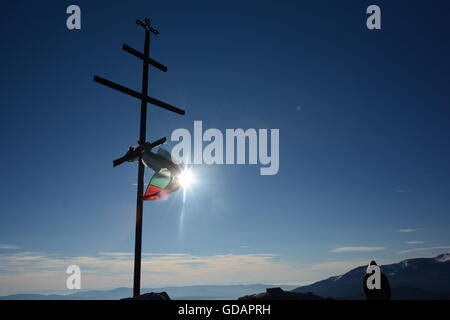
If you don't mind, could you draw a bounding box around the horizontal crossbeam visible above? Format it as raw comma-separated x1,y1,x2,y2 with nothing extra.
93,75,185,115
123,44,168,72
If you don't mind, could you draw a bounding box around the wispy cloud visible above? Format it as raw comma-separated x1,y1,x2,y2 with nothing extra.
0,244,20,250
397,246,450,254
304,259,369,271
396,228,422,233
0,251,373,296
404,241,423,245
331,246,386,253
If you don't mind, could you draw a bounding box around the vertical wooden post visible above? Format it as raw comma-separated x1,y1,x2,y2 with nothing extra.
133,28,150,298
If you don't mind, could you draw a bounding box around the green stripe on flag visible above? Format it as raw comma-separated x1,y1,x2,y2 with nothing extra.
149,168,172,189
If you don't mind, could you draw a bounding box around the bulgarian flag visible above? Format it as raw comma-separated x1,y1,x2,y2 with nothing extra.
142,148,181,201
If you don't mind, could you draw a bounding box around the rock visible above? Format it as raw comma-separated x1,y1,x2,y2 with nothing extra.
363,260,391,301
121,291,171,300
238,287,332,300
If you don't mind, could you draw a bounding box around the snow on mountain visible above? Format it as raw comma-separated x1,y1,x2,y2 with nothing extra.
436,253,450,262
293,253,450,299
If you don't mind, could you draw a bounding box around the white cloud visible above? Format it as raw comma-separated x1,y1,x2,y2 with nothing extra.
0,244,20,250
0,251,375,296
303,259,369,271
404,241,423,245
397,246,450,254
396,228,422,233
331,246,386,253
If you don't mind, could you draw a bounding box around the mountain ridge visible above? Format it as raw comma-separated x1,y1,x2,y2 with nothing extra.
0,284,297,300
293,253,450,299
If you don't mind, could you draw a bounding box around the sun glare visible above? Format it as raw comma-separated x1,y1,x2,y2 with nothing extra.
178,168,195,188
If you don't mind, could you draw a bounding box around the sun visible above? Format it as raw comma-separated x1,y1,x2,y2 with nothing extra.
177,168,195,188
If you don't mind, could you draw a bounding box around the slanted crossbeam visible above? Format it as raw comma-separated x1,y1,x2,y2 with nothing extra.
123,44,168,72
93,75,185,115
112,137,167,167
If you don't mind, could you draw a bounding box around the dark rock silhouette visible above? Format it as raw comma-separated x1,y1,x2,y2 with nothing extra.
363,260,391,300
238,287,332,300
122,291,171,300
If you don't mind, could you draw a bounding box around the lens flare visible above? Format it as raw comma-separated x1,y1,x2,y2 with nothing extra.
178,168,195,188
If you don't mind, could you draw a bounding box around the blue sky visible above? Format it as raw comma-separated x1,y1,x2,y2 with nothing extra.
1,0,450,295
